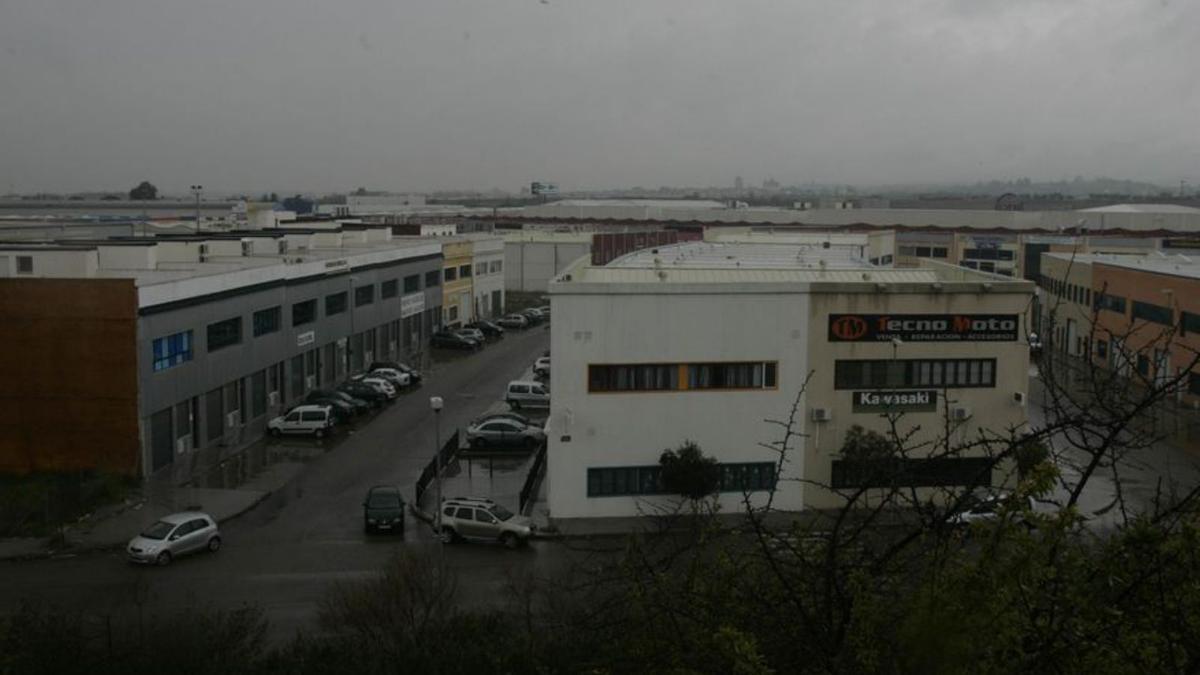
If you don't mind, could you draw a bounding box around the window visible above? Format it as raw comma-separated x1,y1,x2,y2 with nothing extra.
425,270,441,287
250,370,267,418
1096,293,1127,314
206,317,242,352
589,364,679,392
587,462,776,497
1189,373,1200,396
381,279,398,299
404,274,420,293
932,247,948,258
444,267,458,282
834,359,996,390
152,330,193,372
1136,354,1150,377
354,285,375,307
460,264,472,278
293,299,317,326
1132,300,1172,326
325,292,347,316
687,362,778,389
252,307,281,336
1183,312,1200,335
491,260,503,273
16,255,33,274
1096,339,1108,362
831,457,993,489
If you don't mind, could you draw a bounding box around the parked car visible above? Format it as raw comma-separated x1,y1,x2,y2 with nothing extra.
127,511,221,566
536,305,551,317
267,404,336,438
302,397,355,424
308,389,371,415
338,381,388,407
505,380,550,409
533,356,551,378
456,327,487,344
362,485,406,535
520,308,545,325
472,411,542,428
949,492,1038,529
431,330,480,350
368,361,423,385
351,375,398,399
467,320,505,339
368,367,412,389
496,314,529,329
437,497,534,548
467,417,545,449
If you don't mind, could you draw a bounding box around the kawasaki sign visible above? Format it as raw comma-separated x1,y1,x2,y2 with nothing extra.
828,314,1019,342
853,390,938,413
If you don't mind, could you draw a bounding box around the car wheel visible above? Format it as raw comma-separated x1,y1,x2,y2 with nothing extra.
155,551,172,567
440,527,457,545
207,536,221,553
501,532,519,550
314,428,326,439
269,428,281,437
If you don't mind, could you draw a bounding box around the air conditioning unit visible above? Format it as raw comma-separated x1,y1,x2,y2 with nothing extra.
950,406,972,421
175,436,192,455
241,240,254,256
811,407,833,423
268,391,280,407
305,375,316,390
1013,391,1026,406
226,411,241,428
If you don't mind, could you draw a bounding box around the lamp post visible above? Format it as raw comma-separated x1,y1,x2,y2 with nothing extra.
190,185,203,233
430,396,444,545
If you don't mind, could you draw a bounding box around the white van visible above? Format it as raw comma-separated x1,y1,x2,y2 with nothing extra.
267,404,336,438
505,380,550,409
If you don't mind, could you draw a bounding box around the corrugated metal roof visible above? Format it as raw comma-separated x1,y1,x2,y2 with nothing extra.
1079,204,1200,214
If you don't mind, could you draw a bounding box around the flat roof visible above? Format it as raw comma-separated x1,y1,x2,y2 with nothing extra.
607,241,870,270
1043,251,1200,280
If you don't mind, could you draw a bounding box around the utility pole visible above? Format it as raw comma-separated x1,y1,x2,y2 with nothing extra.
430,396,445,553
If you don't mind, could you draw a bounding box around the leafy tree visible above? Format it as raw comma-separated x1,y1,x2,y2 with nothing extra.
128,181,157,200
659,440,720,501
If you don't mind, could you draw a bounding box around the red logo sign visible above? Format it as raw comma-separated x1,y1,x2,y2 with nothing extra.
830,315,868,340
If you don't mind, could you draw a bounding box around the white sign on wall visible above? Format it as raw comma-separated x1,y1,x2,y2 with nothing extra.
401,292,425,318
297,331,315,347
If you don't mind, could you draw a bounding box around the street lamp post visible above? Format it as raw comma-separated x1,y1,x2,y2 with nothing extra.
190,185,203,233
430,396,444,545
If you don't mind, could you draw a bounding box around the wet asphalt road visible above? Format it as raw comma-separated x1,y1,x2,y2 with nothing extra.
0,326,579,641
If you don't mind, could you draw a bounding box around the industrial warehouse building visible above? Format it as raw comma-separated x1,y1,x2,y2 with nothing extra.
544,240,1034,520
0,228,443,483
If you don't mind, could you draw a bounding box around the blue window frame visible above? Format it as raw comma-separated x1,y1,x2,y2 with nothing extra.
152,330,193,372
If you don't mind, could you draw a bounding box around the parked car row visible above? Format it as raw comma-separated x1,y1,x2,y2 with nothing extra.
266,360,423,438
496,306,550,330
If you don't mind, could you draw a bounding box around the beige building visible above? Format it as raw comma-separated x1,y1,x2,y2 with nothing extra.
545,240,1033,522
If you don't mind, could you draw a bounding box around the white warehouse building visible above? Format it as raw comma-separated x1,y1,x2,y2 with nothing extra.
545,241,1033,522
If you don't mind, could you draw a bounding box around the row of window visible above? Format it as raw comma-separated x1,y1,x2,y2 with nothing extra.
153,275,436,370
1037,274,1094,308
898,245,949,259
834,359,996,390
587,362,779,393
962,247,1015,261
443,260,503,283
586,462,777,497
961,260,1013,275
830,457,993,489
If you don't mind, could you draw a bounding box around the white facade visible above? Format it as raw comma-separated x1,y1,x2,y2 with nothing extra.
545,243,1033,522
471,237,506,318
504,233,592,292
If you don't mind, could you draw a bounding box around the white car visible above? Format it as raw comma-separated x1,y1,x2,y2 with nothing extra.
267,404,336,438
457,328,486,343
533,357,550,378
369,367,412,389
352,375,398,399
127,511,221,566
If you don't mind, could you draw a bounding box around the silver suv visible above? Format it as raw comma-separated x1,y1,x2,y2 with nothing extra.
437,497,533,548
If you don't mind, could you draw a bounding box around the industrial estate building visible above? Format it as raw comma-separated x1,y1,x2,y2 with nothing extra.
0,227,467,484
545,239,1033,520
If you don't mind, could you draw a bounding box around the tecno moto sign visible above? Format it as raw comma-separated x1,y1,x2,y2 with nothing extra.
828,314,1019,342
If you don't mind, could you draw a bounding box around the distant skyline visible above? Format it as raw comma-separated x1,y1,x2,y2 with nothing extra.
2,1,1197,195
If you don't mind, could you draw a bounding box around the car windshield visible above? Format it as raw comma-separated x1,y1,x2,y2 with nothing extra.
140,520,176,540
490,505,514,521
368,494,400,509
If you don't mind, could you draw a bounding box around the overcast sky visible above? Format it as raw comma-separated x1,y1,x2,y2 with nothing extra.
0,0,1196,195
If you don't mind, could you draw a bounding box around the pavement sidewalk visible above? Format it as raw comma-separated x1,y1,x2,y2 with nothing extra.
0,461,306,561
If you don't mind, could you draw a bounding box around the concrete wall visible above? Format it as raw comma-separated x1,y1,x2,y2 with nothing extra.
0,279,140,475
504,240,591,292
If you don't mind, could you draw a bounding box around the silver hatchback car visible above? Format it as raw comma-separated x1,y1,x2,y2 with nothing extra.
127,511,221,566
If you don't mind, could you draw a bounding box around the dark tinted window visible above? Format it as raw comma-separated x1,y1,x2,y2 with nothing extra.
355,285,375,307
381,279,398,298
326,292,347,315
404,275,420,293
293,299,317,326
207,317,242,352
253,307,281,336
425,270,441,287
